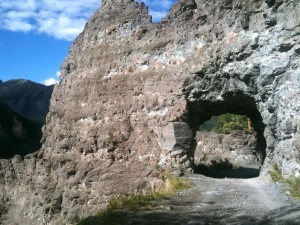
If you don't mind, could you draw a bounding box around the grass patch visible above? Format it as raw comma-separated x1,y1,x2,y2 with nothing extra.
78,173,191,225
269,163,283,182
107,194,156,211
269,163,300,198
285,178,300,198
163,173,191,194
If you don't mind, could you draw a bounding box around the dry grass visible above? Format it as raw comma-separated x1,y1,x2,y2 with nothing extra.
163,173,191,194
285,178,300,198
269,163,300,199
78,173,191,225
269,163,283,182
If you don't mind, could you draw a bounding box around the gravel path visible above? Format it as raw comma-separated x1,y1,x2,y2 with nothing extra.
84,174,300,225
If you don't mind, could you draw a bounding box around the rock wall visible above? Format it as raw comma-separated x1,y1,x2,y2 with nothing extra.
194,130,261,168
0,0,300,224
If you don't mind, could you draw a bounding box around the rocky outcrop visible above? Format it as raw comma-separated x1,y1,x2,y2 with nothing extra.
0,79,54,124
0,0,300,224
0,102,42,159
194,131,260,166
194,130,262,178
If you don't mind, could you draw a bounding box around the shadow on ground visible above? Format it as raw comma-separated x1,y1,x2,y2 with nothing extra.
194,162,260,179
78,204,300,225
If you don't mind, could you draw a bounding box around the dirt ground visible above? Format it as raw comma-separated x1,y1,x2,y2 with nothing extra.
83,174,300,225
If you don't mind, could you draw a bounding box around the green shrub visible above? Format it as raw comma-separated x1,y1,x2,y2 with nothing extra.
223,121,245,131
214,113,249,133
269,163,283,182
108,133,118,146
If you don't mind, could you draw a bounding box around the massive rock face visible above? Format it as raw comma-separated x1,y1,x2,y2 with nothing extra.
1,0,300,224
0,79,54,124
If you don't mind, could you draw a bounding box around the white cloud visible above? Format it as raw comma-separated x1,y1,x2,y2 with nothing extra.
42,70,61,85
2,19,34,32
0,0,176,40
149,10,169,22
43,78,59,86
56,71,61,77
0,0,100,41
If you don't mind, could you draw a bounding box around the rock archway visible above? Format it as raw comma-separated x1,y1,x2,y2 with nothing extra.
153,76,268,177
180,79,267,177
186,91,266,177
186,90,266,169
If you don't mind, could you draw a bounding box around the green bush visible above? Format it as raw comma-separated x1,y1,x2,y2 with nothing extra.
214,113,248,133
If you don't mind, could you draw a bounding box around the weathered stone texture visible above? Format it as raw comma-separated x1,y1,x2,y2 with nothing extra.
1,0,300,224
194,130,261,168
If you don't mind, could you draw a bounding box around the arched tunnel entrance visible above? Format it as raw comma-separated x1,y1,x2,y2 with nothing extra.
187,91,266,179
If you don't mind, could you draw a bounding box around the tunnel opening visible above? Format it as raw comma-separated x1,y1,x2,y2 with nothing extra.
187,92,266,179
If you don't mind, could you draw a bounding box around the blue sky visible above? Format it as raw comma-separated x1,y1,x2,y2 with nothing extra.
0,0,175,85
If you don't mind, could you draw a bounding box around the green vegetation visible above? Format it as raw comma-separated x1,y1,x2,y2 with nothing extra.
106,194,157,211
269,163,283,182
163,173,191,194
78,174,191,225
108,132,118,146
153,163,162,171
269,163,300,198
214,113,249,133
285,178,300,198
199,113,251,133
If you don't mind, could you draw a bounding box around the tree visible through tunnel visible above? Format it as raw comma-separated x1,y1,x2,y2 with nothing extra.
186,92,267,179
193,114,263,178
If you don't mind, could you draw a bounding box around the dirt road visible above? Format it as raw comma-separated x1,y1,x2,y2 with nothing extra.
83,174,300,225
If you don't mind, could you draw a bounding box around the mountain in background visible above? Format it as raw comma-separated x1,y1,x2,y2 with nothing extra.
0,101,42,159
0,79,54,124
